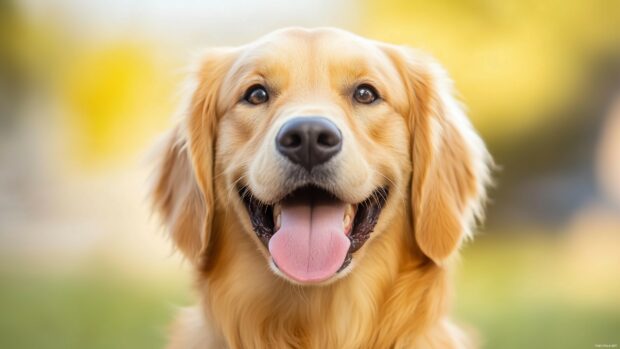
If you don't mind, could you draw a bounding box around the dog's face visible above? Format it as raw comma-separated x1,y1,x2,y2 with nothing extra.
152,28,490,285
217,29,411,284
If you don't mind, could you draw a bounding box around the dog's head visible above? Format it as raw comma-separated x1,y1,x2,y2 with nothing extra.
152,28,491,285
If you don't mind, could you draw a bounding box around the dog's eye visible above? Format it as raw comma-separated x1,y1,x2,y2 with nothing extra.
244,85,269,105
353,84,379,104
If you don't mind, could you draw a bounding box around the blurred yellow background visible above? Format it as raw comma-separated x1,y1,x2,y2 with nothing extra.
1,1,619,348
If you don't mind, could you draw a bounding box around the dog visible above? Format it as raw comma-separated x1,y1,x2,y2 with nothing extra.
151,27,491,349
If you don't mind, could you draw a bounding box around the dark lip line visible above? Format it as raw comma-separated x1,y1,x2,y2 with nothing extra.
237,184,390,272
238,183,387,208
237,185,275,247
346,186,389,252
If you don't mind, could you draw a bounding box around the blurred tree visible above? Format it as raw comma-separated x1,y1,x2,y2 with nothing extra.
0,1,26,132
59,43,173,167
360,0,620,139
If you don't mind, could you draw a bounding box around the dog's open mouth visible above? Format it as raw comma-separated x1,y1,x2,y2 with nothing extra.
238,185,388,283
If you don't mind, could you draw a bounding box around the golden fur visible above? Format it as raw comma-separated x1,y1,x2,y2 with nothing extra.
151,27,491,348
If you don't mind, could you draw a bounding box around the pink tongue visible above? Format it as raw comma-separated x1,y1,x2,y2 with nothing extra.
268,198,350,283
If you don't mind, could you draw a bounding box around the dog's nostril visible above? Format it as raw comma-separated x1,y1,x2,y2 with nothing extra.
317,132,339,147
281,133,302,148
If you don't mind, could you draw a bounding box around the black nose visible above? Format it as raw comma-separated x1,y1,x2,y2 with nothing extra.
276,117,343,171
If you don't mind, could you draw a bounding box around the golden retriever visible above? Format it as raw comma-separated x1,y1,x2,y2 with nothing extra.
151,27,491,349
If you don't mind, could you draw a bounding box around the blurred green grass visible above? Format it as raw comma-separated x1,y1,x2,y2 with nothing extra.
1,236,618,348
455,234,620,349
0,268,190,349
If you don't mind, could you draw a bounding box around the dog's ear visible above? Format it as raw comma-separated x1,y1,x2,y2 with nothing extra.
151,49,234,265
151,126,206,262
388,47,492,265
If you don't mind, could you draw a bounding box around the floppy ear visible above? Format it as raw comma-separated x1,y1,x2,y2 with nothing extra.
151,125,207,262
390,48,492,265
150,49,233,265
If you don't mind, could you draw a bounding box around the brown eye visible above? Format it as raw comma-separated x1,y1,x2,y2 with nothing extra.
244,85,269,105
353,84,379,104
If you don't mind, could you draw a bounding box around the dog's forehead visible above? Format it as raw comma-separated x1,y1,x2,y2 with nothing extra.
232,28,392,78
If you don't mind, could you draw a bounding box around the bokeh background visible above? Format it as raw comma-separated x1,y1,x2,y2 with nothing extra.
1,1,619,348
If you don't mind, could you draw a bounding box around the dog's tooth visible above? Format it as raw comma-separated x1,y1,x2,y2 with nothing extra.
273,204,281,231
343,214,351,229
274,213,281,231
343,204,356,233
344,204,355,218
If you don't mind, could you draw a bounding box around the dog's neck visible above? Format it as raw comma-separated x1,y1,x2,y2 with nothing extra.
194,211,452,348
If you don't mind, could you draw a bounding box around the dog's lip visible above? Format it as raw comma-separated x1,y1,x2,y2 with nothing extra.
237,184,389,277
